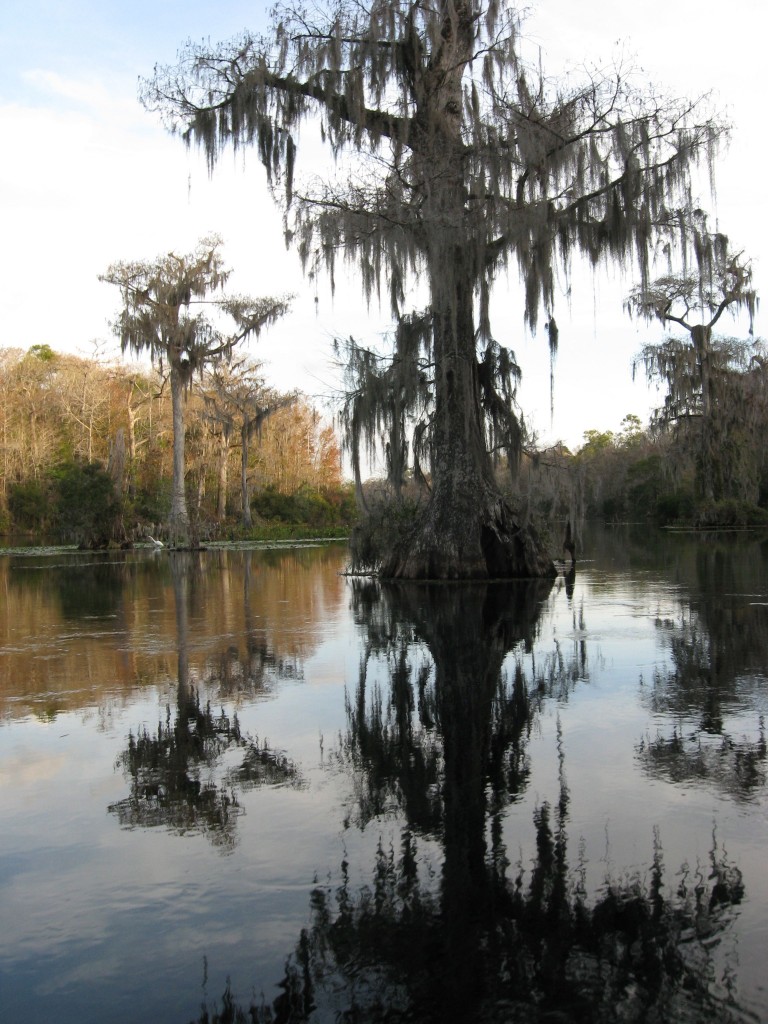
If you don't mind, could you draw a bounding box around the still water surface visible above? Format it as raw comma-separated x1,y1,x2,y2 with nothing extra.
1,529,766,1022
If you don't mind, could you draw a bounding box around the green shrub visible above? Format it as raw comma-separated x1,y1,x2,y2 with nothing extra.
693,500,768,530
251,484,359,530
52,461,122,547
0,504,12,534
8,480,51,530
655,490,696,526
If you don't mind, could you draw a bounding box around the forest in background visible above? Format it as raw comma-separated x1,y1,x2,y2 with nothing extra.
3,326,768,551
0,344,355,545
351,329,768,571
542,334,768,530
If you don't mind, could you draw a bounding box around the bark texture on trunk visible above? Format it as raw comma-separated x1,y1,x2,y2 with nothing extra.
169,364,190,546
217,430,229,519
382,265,554,580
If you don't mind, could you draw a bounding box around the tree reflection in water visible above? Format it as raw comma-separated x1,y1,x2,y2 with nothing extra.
204,551,303,702
639,544,768,801
109,553,303,851
195,580,748,1023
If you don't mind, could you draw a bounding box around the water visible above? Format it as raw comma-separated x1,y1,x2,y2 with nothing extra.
1,529,766,1022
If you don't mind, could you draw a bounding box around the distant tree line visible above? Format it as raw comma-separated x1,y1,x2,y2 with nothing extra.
4,307,763,550
0,344,355,545
524,331,768,534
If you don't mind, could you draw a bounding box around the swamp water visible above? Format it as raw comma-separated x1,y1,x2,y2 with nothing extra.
0,528,766,1023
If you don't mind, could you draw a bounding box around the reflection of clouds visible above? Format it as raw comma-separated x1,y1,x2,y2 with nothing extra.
0,747,68,788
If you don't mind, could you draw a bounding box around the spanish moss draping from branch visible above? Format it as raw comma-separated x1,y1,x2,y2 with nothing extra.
143,1,729,577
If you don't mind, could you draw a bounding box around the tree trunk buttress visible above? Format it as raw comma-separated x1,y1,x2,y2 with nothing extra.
382,271,554,580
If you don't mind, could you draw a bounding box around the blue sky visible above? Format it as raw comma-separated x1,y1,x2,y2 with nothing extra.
1,0,765,453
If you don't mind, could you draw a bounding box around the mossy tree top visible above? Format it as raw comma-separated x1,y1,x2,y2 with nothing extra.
144,1,727,330
100,236,291,384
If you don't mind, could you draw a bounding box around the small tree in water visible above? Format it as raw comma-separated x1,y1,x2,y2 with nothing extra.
101,238,290,546
145,2,728,576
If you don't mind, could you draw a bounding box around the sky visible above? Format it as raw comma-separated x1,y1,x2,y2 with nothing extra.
1,0,766,458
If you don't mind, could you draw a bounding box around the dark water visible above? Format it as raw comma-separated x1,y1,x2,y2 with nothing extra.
1,529,766,1023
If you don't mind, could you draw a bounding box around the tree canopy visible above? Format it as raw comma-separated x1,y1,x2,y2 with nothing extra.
628,251,758,502
144,1,729,577
101,237,291,545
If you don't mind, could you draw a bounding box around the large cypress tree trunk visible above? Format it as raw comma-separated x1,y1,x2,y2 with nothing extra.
168,363,190,546
382,256,554,580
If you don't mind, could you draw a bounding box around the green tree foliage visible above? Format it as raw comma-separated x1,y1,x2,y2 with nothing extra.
251,484,356,529
7,479,50,531
7,461,122,547
574,426,661,523
53,461,123,548
100,237,291,546
143,0,727,578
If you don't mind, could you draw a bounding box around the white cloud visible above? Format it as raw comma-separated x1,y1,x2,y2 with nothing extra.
22,68,128,113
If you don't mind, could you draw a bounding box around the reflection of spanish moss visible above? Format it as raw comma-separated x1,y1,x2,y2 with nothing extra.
336,612,582,839
205,640,303,701
486,662,537,812
650,544,768,732
336,639,443,833
108,688,303,852
190,577,748,1021
109,549,304,850
228,740,305,790
643,549,768,804
637,716,767,801
193,793,746,1024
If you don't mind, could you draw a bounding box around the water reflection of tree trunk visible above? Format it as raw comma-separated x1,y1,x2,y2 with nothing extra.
172,551,192,711
394,581,552,1015
242,552,276,692
109,552,304,850
196,579,747,1023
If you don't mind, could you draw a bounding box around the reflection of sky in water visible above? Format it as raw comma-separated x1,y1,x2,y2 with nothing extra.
1,533,767,1022
498,558,768,1015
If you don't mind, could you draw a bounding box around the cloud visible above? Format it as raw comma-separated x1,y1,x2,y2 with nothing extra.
24,68,117,109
